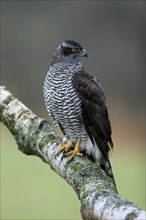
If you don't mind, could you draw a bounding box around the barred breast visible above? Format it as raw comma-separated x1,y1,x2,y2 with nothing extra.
43,62,88,142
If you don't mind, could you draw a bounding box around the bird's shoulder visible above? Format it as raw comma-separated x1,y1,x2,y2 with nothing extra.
72,69,106,108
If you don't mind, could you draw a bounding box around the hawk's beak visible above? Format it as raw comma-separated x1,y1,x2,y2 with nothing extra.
82,49,88,58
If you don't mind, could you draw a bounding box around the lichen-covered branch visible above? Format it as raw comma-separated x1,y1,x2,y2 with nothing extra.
0,86,145,220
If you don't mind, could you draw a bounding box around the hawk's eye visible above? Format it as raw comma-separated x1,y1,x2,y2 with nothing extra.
71,48,77,53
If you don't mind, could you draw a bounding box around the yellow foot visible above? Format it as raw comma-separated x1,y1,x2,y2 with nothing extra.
66,138,83,160
56,139,74,156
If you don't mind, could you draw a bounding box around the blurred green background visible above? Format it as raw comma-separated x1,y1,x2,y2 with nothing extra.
1,1,145,219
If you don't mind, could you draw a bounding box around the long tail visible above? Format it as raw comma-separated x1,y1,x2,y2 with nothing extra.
100,157,118,194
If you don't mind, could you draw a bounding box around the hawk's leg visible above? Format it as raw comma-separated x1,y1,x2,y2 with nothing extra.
66,138,83,160
56,139,74,156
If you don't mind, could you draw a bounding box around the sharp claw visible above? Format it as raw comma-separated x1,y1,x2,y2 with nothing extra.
67,151,83,160
55,144,65,156
66,138,82,160
56,140,74,156
60,151,67,160
56,138,82,160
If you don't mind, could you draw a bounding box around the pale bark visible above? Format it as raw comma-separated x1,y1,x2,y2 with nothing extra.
0,86,145,220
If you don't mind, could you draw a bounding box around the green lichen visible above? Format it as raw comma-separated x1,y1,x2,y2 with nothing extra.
4,113,17,135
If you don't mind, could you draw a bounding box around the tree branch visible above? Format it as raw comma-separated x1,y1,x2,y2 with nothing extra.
0,86,145,220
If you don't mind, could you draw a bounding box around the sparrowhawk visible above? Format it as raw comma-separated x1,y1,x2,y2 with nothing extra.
43,40,117,191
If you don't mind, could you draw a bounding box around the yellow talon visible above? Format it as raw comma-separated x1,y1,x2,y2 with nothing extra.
56,139,74,156
66,138,83,160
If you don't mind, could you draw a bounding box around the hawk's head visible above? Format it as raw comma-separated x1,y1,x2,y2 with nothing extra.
51,40,88,65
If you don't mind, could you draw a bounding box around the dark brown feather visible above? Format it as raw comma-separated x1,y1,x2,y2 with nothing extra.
72,70,113,161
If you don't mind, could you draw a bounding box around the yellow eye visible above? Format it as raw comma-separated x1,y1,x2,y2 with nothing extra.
72,48,77,53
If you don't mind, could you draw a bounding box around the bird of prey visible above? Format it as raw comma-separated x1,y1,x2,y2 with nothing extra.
43,40,117,190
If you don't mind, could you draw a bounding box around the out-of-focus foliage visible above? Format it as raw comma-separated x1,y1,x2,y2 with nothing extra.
1,1,145,219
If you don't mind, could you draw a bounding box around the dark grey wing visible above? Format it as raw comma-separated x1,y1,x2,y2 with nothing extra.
72,70,113,161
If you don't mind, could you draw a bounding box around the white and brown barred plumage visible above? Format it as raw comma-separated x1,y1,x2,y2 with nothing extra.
43,40,117,191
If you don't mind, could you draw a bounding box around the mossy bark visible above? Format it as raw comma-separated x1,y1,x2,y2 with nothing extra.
0,86,145,220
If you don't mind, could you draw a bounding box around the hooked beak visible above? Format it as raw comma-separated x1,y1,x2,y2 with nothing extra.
81,49,88,58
